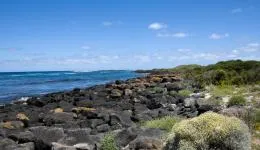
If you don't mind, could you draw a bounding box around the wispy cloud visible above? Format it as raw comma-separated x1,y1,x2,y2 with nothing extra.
231,8,242,14
177,49,191,52
102,21,123,27
81,46,90,50
209,33,229,40
157,32,189,38
148,22,167,30
232,42,259,53
134,55,151,63
0,47,22,51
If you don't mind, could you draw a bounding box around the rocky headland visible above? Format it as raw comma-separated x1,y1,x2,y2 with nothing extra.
0,60,259,150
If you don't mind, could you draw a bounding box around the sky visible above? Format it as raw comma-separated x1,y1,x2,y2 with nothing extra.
0,0,260,72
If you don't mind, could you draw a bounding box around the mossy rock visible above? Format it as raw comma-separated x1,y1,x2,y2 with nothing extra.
165,112,251,150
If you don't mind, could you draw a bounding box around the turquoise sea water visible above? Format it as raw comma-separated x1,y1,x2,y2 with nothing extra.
0,70,141,104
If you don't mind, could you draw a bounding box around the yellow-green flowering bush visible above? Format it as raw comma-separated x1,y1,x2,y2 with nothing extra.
165,112,251,150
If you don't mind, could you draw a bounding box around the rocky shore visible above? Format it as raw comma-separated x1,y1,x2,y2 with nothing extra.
0,73,240,150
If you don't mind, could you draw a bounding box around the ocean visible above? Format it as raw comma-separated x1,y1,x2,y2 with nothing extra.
0,70,141,104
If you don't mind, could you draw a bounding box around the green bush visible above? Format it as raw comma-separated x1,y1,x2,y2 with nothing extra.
212,69,227,85
178,89,192,97
142,116,181,132
228,95,246,107
165,112,251,150
100,133,118,150
231,76,244,85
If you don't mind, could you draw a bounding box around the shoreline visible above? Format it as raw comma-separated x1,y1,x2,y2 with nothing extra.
0,71,207,149
0,70,144,105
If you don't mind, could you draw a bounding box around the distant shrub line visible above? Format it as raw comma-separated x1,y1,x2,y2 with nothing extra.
150,60,260,86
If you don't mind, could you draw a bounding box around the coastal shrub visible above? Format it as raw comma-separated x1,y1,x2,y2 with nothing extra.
231,76,244,85
178,89,192,97
212,69,227,85
165,112,251,150
142,116,182,132
228,95,246,107
220,107,256,132
100,133,118,150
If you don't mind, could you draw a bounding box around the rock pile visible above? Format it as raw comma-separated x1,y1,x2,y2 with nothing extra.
0,74,213,150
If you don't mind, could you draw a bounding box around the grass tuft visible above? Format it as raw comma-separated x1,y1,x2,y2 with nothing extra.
142,116,182,132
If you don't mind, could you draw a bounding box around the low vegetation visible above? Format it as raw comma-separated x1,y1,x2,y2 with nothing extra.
228,95,247,107
100,133,118,150
142,116,182,132
178,89,192,97
165,112,251,150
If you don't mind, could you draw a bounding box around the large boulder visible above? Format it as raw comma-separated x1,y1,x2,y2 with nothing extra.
0,121,24,129
0,138,34,150
8,131,35,143
183,97,196,108
58,128,101,147
110,111,134,129
29,126,65,150
43,112,75,126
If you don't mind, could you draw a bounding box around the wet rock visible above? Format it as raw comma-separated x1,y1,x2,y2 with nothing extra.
27,97,46,107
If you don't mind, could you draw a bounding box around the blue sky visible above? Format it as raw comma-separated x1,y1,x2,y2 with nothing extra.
0,0,260,72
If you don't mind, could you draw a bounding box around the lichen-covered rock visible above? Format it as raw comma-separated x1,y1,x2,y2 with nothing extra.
110,89,123,98
165,112,251,150
0,121,24,129
16,113,29,121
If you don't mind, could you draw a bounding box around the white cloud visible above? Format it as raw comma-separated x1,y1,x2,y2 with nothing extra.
102,21,122,27
232,49,239,54
248,43,259,47
177,49,191,52
148,22,167,30
134,55,151,63
81,46,90,50
209,33,229,40
233,42,259,53
102,21,113,26
231,8,242,14
157,32,189,38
